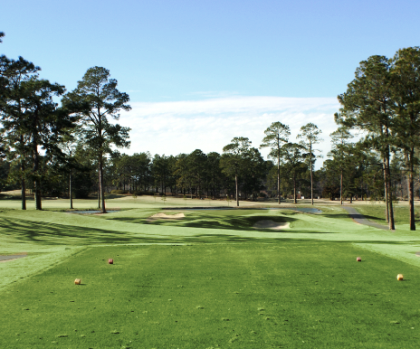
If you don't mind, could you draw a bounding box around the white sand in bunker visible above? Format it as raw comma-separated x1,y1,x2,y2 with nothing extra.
252,220,289,230
147,212,185,221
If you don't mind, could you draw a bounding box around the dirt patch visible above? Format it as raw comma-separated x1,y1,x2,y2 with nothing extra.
252,220,289,230
147,212,185,222
0,253,27,263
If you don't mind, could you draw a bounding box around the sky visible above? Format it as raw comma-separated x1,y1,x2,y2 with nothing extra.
1,0,419,168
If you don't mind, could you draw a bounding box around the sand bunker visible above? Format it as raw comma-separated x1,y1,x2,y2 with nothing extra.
147,212,185,222
253,220,289,230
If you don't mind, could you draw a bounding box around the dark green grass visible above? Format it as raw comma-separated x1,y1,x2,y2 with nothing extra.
353,205,420,225
1,243,420,348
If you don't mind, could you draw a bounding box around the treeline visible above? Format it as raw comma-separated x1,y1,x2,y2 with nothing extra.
2,30,420,230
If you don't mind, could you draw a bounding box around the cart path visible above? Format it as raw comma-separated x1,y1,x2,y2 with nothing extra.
342,206,390,230
0,254,27,263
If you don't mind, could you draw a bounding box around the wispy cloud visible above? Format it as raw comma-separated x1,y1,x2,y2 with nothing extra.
187,91,240,98
119,96,340,168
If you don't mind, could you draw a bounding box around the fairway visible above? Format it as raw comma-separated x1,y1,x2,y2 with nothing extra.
3,3,420,348
1,199,420,348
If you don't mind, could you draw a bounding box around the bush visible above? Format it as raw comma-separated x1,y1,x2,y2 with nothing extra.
134,190,155,196
110,190,128,194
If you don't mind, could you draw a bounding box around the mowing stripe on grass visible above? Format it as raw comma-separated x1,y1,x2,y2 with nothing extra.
1,242,419,348
0,247,85,290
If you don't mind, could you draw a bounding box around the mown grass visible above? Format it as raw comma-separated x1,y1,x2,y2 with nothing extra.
0,195,234,211
1,200,420,348
1,243,420,348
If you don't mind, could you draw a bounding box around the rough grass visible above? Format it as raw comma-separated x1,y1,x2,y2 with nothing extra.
352,204,420,225
1,243,420,348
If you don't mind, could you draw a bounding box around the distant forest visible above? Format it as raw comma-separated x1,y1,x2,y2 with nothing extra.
2,31,420,229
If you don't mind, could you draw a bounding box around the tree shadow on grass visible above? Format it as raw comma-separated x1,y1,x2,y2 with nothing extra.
184,236,412,245
111,215,299,232
321,213,379,220
0,216,409,246
0,217,176,245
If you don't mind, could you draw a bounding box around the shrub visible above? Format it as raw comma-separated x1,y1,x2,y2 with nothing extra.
110,190,128,194
133,190,155,196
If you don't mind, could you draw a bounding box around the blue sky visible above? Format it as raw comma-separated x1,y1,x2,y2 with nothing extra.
1,0,419,165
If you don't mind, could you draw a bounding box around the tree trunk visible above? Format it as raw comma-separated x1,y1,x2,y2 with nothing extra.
21,159,26,210
97,185,100,208
384,158,389,223
277,154,281,204
32,134,42,210
99,152,106,213
293,178,297,204
97,164,101,208
69,170,73,209
235,174,239,207
34,180,41,210
409,163,415,230
310,165,314,205
19,106,26,210
310,142,314,205
340,170,343,205
385,148,395,230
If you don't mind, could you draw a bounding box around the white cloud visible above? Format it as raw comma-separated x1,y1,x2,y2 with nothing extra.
118,96,341,169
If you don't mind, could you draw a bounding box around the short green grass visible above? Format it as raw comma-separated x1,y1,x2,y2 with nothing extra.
2,243,420,348
2,199,420,348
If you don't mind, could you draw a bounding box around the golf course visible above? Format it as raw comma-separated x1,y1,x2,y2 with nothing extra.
1,196,420,348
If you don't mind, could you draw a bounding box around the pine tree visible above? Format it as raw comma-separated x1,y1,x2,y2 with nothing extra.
63,67,131,213
260,122,290,204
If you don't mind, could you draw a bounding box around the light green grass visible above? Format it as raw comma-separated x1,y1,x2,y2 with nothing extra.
2,199,420,347
1,244,420,348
